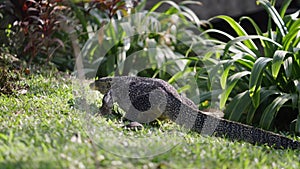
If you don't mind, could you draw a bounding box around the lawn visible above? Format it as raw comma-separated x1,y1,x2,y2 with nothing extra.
0,71,299,169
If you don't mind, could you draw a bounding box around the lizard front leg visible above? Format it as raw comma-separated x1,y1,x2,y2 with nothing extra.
98,90,113,115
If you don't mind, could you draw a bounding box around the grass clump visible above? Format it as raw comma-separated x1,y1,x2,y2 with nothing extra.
0,71,299,169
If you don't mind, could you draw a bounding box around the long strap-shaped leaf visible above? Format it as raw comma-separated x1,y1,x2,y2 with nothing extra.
220,71,251,109
259,94,292,129
257,0,288,36
211,15,258,53
272,50,290,78
246,88,280,123
225,90,251,121
224,35,283,57
249,57,272,108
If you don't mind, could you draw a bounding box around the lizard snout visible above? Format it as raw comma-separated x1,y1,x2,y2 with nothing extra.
89,82,97,90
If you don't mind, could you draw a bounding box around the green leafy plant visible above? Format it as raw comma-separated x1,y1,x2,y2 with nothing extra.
80,1,212,105
20,0,68,64
203,0,300,132
0,0,70,66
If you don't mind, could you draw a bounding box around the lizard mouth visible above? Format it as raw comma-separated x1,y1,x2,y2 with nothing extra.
89,82,97,90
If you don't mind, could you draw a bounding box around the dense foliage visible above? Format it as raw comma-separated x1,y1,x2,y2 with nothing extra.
203,0,300,132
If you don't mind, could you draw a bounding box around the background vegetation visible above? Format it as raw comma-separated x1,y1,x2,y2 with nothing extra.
0,0,300,168
204,0,300,133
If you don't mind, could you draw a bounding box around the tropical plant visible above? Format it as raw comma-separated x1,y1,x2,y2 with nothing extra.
79,1,213,105
0,0,70,65
202,0,300,133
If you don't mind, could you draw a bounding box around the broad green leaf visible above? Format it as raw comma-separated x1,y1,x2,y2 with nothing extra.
220,71,251,109
283,11,300,33
260,87,281,102
239,16,275,57
225,91,251,121
236,60,253,69
246,104,257,124
257,0,288,36
249,57,272,95
239,16,265,46
249,57,272,108
232,52,256,63
249,86,260,108
149,0,181,13
106,53,116,74
200,29,234,40
220,64,232,90
246,87,279,123
283,56,293,78
168,67,192,84
279,0,293,18
232,53,255,69
291,93,298,110
287,12,300,31
200,29,257,57
180,1,202,6
272,50,288,78
179,5,202,26
283,27,300,50
259,94,291,129
239,17,263,36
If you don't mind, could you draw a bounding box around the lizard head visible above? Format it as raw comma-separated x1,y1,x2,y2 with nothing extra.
89,77,112,94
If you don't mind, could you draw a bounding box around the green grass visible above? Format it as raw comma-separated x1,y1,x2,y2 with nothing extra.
0,71,300,169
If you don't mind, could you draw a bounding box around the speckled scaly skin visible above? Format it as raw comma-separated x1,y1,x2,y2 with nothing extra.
90,76,300,149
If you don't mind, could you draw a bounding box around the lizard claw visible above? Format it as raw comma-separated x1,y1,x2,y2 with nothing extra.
123,121,144,130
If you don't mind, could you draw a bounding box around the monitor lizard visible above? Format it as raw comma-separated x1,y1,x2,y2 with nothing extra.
90,76,300,149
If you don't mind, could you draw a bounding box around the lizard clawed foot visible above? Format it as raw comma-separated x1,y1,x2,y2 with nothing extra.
123,121,144,130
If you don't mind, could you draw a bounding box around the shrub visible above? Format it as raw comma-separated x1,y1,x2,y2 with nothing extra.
78,1,214,106
203,0,300,133
0,0,70,65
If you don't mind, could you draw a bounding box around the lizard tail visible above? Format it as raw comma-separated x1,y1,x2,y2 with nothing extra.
191,113,300,149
